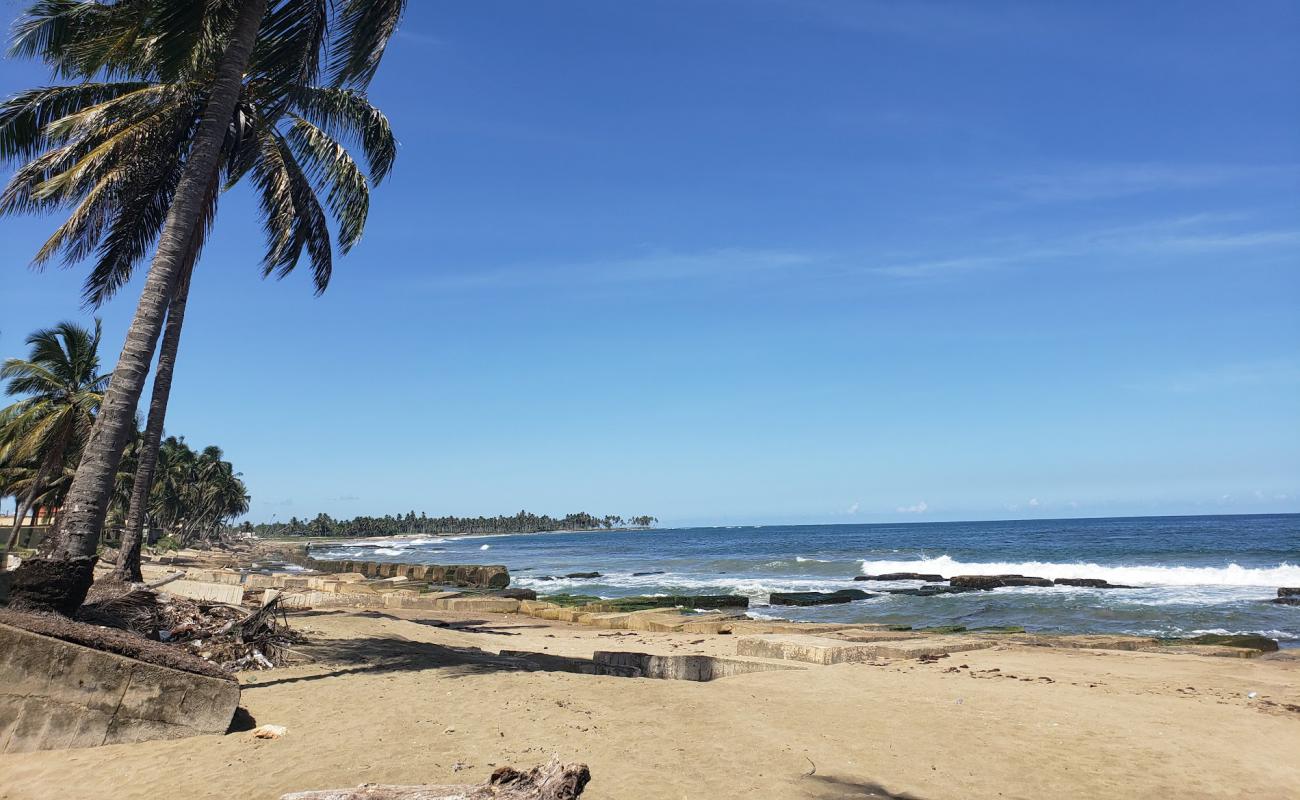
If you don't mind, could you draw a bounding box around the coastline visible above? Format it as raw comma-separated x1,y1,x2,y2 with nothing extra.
4,599,1297,799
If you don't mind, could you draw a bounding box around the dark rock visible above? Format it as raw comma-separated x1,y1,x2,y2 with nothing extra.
855,572,945,582
1054,578,1136,589
950,574,1054,590
632,571,666,577
884,584,981,596
497,588,538,600
768,589,876,606
1270,597,1300,606
564,572,602,579
1279,587,1300,598
1183,634,1279,653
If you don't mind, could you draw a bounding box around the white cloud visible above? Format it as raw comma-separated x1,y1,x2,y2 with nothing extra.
1027,498,1040,507
896,500,928,514
846,502,860,515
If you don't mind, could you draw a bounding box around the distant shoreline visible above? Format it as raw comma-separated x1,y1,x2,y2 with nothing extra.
259,526,654,545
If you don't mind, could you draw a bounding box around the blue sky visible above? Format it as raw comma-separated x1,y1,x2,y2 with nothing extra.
2,0,1298,526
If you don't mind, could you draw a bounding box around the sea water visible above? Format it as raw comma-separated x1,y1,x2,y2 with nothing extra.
312,514,1300,645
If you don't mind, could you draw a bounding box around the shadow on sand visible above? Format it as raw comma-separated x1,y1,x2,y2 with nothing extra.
801,774,925,799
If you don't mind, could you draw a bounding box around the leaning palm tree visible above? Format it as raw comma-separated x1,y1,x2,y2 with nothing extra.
2,0,405,608
0,320,108,570
3,35,397,579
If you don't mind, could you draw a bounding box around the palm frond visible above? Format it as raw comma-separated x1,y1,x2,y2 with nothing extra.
0,82,153,162
285,114,367,251
328,0,405,88
250,124,332,292
288,85,395,182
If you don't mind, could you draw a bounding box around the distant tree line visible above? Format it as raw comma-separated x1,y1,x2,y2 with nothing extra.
250,510,659,537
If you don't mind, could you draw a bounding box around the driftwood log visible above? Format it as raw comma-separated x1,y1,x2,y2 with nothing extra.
279,759,590,800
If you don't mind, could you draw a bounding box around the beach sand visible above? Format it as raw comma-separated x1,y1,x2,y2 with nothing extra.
2,607,1298,800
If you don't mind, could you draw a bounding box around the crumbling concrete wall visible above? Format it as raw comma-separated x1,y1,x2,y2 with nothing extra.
0,623,240,753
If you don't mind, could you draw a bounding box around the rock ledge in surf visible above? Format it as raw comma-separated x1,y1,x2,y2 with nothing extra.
769,589,876,606
950,574,1053,590
854,572,945,582
1054,578,1136,589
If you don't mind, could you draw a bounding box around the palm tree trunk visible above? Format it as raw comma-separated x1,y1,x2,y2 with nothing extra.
1,431,68,572
113,208,206,582
2,498,41,573
7,0,268,614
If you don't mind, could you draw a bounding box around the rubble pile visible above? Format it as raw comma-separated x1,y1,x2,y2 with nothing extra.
157,592,306,671
76,578,305,671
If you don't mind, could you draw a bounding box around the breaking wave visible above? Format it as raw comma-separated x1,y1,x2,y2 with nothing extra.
858,556,1300,587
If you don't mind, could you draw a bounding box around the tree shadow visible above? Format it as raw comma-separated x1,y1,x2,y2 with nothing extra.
293,609,548,635
801,774,925,800
244,635,606,689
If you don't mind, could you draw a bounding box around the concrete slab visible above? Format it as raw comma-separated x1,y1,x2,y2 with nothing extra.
999,634,1161,652
592,651,804,681
0,623,239,753
735,633,995,665
161,580,244,605
435,597,521,614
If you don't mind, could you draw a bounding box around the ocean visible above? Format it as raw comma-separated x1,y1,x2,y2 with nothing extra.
310,514,1300,646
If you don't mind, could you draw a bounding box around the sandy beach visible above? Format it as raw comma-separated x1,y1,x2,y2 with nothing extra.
4,602,1298,800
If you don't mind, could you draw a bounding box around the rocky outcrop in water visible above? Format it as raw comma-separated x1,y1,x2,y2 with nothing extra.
854,572,945,582
950,574,1053,590
768,589,876,606
884,585,980,596
1054,578,1136,589
1273,588,1300,606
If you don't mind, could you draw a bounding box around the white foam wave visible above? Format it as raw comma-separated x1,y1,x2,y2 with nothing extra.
514,572,872,603
859,556,1300,588
329,536,449,549
371,547,404,555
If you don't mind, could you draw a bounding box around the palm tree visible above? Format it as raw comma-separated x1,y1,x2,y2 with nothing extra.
2,0,405,608
146,436,249,546
0,320,108,570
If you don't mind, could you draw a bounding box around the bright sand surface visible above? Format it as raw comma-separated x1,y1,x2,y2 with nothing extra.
2,607,1298,800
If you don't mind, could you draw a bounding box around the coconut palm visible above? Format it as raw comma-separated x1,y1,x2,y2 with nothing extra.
0,320,108,569
1,55,396,579
2,0,404,607
147,437,248,545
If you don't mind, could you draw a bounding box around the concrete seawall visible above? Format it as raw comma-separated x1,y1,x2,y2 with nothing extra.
297,556,510,589
0,623,240,753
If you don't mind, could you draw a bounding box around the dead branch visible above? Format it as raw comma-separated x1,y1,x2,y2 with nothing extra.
279,757,590,800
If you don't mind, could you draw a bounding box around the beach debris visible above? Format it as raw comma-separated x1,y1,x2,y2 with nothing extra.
1248,691,1258,699
162,592,306,670
75,579,305,671
278,756,591,799
253,724,289,739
